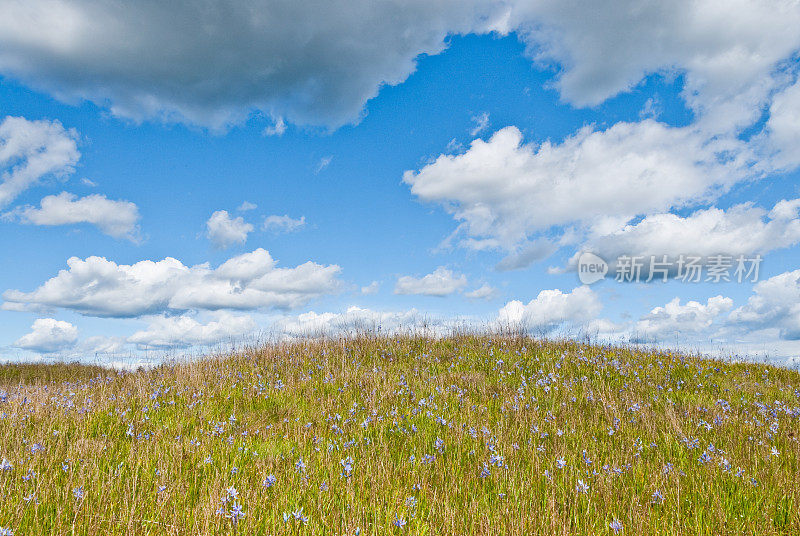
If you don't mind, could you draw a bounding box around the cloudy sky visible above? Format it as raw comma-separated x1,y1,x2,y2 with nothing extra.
1,0,800,366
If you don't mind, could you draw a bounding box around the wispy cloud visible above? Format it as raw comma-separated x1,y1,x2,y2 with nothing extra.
263,214,306,234
315,156,332,174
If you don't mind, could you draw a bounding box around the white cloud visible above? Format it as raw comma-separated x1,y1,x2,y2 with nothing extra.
445,138,464,153
128,312,257,349
470,112,489,136
262,117,286,137
465,284,498,300
394,267,467,297
0,1,508,129
508,0,800,132
315,156,332,174
361,281,380,295
2,2,798,134
2,248,341,317
14,318,78,354
274,306,459,338
729,270,800,340
634,296,733,341
496,286,601,331
494,239,557,271
584,318,626,340
0,116,80,207
570,198,800,274
15,333,133,361
78,335,128,356
206,210,253,249
405,122,753,252
263,214,306,234
764,78,800,170
237,201,257,212
12,192,140,240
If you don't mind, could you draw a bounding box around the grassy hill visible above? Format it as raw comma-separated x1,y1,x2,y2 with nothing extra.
0,336,798,535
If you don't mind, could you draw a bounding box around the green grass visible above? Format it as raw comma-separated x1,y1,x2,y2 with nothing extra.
0,335,798,535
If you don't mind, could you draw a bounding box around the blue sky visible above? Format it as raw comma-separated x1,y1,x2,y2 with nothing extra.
1,1,800,366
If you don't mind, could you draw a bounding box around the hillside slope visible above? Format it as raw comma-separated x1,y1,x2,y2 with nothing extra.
0,336,798,535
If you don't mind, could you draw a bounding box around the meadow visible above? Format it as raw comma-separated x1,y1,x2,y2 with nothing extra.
0,335,798,535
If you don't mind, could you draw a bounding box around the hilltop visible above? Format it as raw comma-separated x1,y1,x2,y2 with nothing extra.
0,336,798,535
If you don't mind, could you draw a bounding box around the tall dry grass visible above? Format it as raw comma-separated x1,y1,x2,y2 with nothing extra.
0,335,797,535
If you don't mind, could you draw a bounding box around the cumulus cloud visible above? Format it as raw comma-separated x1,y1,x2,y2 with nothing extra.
405,122,753,252
0,0,508,129
569,198,800,275
263,214,306,234
496,286,601,331
394,267,467,297
128,312,257,349
2,1,799,134
361,281,380,295
14,318,78,354
465,284,498,300
508,0,800,132
11,192,141,240
729,270,800,340
763,79,800,170
634,296,733,341
397,2,800,268
0,116,80,207
206,210,253,249
2,248,341,317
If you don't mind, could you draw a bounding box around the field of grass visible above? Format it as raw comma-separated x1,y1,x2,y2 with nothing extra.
0,335,798,535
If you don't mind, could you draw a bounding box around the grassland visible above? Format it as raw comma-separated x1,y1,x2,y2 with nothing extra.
0,335,798,535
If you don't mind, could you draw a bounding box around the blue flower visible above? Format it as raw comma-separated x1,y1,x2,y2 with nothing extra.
227,502,245,525
292,507,308,524
341,456,355,478
479,464,491,478
651,490,664,504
